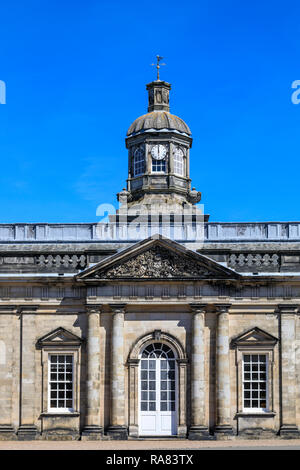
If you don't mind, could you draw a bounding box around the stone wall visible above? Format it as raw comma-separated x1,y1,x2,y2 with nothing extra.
0,281,299,440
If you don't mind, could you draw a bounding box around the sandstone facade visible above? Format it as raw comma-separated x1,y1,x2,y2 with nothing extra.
0,76,299,440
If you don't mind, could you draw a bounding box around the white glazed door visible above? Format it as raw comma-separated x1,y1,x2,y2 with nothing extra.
139,343,177,436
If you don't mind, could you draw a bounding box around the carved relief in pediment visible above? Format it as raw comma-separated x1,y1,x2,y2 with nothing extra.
93,246,226,279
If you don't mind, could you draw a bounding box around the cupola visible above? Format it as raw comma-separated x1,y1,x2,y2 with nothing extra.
118,60,201,214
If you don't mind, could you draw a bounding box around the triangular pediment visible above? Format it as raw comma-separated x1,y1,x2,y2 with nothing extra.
36,327,83,349
77,235,240,280
231,327,278,348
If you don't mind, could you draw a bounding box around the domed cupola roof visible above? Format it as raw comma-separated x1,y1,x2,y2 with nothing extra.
126,79,191,137
127,111,191,136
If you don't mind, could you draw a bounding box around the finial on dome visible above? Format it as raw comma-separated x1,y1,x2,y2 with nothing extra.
147,55,170,112
151,55,166,81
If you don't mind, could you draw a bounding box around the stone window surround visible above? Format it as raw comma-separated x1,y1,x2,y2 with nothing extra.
41,347,81,416
231,331,277,418
36,330,83,418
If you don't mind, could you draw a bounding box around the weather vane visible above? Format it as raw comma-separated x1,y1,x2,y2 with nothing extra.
151,55,166,81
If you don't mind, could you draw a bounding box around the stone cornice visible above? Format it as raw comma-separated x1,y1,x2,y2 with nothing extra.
277,304,299,314
17,305,39,314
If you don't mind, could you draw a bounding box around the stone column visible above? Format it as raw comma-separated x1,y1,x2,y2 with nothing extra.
215,304,233,437
17,307,38,440
188,304,210,439
107,304,127,439
82,305,103,440
278,304,299,437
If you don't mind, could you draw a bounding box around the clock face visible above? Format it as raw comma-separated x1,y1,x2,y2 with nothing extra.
151,144,167,160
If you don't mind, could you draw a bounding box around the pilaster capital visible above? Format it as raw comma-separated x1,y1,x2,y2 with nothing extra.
109,303,127,315
215,304,231,314
86,304,102,315
189,303,207,314
278,304,299,314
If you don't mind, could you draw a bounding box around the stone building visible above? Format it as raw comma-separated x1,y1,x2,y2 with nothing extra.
0,76,300,441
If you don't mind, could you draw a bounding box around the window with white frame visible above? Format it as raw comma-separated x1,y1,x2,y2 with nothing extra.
152,159,166,173
140,343,176,413
173,148,184,176
133,147,145,177
49,354,74,411
243,354,268,411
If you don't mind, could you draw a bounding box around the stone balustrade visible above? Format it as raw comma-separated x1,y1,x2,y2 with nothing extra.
228,253,280,268
36,254,87,268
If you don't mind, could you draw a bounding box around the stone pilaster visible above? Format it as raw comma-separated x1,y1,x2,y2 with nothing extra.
278,304,299,438
214,304,233,438
82,305,103,440
17,307,38,440
107,304,128,439
128,358,139,438
188,304,210,439
177,358,188,438
0,307,17,439
169,142,174,174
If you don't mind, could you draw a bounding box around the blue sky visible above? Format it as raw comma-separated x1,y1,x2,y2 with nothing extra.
0,0,299,223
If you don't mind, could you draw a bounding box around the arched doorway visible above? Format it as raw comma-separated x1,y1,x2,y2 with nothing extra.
139,342,177,436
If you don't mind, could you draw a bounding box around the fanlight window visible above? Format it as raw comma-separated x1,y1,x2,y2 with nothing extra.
141,342,175,359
